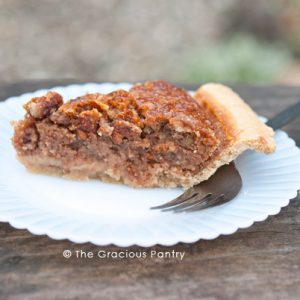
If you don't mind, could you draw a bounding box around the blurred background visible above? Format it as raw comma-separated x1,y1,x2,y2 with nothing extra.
1,0,300,85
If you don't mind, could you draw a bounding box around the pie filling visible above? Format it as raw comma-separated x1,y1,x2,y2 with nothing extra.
12,81,230,188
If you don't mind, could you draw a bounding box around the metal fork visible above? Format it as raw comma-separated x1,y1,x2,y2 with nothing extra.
151,101,300,213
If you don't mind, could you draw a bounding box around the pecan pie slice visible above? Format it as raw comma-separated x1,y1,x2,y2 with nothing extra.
12,81,275,188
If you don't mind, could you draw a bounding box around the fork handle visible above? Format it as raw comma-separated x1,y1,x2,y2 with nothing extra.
266,101,300,130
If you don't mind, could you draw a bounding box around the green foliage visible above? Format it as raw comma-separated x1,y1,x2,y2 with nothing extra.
181,34,292,83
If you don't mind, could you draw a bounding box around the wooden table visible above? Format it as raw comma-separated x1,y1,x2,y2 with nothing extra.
1,81,300,300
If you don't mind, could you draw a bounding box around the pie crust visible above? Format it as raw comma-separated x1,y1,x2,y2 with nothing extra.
192,83,275,184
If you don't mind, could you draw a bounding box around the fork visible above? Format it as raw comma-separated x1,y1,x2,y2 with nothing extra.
151,100,300,213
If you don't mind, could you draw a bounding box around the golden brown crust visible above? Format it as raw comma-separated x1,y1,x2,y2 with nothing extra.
185,83,276,186
194,83,275,153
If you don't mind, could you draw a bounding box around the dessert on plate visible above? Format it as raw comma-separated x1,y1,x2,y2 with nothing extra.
12,80,275,188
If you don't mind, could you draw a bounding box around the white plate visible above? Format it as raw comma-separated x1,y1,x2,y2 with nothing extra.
1,83,300,247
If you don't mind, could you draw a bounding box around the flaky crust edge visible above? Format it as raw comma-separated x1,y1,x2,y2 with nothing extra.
184,83,276,188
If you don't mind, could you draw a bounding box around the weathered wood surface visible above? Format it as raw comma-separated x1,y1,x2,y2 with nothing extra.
1,81,300,300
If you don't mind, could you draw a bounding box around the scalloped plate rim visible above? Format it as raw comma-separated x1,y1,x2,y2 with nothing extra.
0,82,300,247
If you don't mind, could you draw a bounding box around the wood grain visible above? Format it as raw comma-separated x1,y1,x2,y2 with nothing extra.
1,81,300,300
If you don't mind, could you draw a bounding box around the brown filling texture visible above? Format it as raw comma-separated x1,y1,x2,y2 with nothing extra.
12,81,230,188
